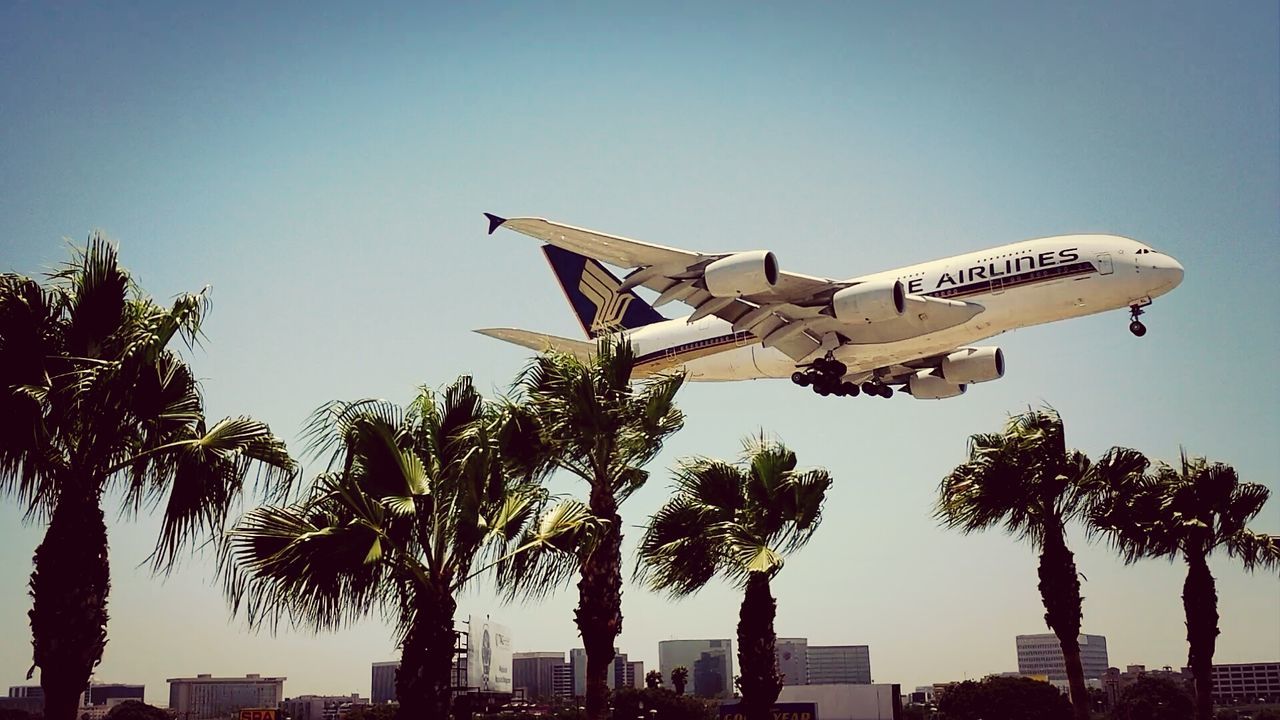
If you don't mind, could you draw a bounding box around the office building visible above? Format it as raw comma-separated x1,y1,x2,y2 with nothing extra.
281,694,367,720
513,652,564,700
167,674,284,720
568,648,637,696
7,687,42,700
1016,634,1109,683
85,684,145,706
659,639,734,699
371,662,398,705
808,645,872,684
1193,662,1280,705
551,663,573,698
776,638,809,686
622,661,644,690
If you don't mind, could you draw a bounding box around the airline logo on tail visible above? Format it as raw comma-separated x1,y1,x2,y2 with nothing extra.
579,262,634,333
542,244,666,338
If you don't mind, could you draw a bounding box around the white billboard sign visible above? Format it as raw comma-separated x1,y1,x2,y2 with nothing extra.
467,615,513,693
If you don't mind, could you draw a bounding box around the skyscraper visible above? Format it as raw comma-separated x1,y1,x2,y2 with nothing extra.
1015,633,1109,683
658,640,734,699
807,645,872,684
512,652,564,700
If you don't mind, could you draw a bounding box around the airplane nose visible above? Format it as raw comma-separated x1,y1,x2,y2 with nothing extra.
1163,255,1184,288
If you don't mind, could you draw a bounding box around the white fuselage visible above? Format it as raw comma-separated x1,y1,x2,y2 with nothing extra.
622,234,1184,381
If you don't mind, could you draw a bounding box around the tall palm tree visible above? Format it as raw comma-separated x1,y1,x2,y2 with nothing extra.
494,337,685,720
671,666,689,696
0,236,295,720
223,378,572,720
1089,452,1280,720
935,407,1142,720
636,436,832,720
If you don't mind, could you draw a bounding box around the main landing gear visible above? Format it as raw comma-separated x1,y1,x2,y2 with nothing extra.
790,357,895,399
1129,303,1148,337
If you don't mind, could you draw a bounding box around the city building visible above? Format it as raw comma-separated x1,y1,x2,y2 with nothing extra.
85,684,145,706
7,687,42,700
551,663,573,698
513,652,564,700
568,648,638,696
623,661,644,690
1192,662,1280,706
167,674,285,720
281,694,368,720
1016,633,1109,684
776,638,809,686
808,645,872,684
371,662,399,705
659,639,734,699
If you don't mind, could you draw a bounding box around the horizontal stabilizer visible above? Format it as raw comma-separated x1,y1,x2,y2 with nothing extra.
474,327,595,360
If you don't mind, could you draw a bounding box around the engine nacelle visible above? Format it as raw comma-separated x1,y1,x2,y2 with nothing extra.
940,347,1005,384
703,251,779,298
829,279,906,323
908,371,967,400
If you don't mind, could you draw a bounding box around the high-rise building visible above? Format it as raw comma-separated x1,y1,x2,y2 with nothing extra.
85,684,145,706
7,687,43,700
659,640,734,699
513,652,564,700
167,674,285,720
371,662,399,705
551,663,573,698
622,661,644,690
280,694,367,720
568,648,636,696
807,645,872,684
1193,662,1280,705
776,638,809,686
1015,634,1109,683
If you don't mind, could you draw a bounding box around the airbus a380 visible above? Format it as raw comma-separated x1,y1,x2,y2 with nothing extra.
476,214,1184,400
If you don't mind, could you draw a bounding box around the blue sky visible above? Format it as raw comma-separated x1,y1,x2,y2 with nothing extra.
2,0,1277,701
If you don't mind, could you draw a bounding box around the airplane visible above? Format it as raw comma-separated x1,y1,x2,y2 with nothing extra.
475,213,1184,399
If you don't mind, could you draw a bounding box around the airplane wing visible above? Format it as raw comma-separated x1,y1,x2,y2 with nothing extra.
486,213,984,362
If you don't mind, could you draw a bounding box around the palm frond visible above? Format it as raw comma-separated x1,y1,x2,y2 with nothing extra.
495,498,604,602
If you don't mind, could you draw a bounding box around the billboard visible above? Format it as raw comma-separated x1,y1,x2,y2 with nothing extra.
467,615,513,693
718,702,818,720
239,711,277,720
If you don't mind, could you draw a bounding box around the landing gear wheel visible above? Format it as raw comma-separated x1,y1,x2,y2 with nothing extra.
1129,320,1147,337
861,382,878,396
815,384,831,397
791,371,810,386
842,382,860,397
880,385,894,399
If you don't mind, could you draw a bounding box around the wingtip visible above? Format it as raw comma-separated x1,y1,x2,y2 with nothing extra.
484,212,507,235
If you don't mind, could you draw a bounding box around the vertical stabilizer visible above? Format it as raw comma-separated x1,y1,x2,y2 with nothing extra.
541,245,666,338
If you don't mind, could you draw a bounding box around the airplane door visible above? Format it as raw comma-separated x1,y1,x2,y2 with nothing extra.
1096,253,1114,275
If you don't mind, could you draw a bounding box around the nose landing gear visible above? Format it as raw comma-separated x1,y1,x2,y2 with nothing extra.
1129,303,1148,337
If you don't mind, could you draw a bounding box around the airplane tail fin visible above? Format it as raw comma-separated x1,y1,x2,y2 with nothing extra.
541,244,666,338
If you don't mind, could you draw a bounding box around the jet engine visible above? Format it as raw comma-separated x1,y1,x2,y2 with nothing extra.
940,347,1005,384
703,251,779,297
829,279,906,323
908,371,967,399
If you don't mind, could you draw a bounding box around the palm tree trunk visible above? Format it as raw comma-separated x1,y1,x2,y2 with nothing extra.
736,573,783,720
31,487,110,720
395,586,457,720
1036,528,1090,720
1183,550,1219,720
576,485,622,720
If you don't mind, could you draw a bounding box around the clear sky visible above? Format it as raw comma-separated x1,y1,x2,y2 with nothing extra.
2,0,1277,703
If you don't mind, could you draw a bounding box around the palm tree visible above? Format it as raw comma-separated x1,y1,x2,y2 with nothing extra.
494,337,685,720
1089,452,1280,720
671,666,689,696
223,378,570,720
644,669,664,690
636,435,833,720
0,236,295,720
935,407,1143,720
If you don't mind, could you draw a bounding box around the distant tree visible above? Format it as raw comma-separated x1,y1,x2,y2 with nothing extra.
645,669,664,690
1109,676,1193,720
671,666,689,696
636,435,832,720
0,236,295,720
101,701,168,720
1214,710,1239,720
1252,710,1280,720
612,687,716,720
342,705,397,720
1090,453,1280,720
936,407,1144,720
937,676,1071,720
